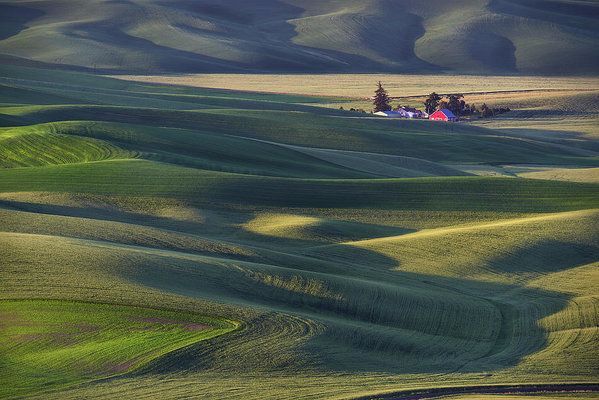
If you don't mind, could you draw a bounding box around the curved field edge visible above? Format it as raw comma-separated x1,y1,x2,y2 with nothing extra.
0,124,138,168
0,299,240,399
349,383,599,400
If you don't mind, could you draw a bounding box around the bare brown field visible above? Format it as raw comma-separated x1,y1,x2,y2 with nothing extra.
470,89,599,138
511,167,599,183
316,89,599,117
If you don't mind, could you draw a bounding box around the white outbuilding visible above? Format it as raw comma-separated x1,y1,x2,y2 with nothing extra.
374,111,403,118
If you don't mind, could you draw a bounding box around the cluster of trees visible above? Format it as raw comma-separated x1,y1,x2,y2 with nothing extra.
424,92,510,118
423,92,442,114
479,103,511,118
424,93,474,116
370,83,511,118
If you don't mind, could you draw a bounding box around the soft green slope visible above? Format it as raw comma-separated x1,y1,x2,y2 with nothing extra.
0,300,237,399
0,65,598,399
0,0,598,74
2,65,597,169
1,159,598,211
2,204,597,398
0,124,136,167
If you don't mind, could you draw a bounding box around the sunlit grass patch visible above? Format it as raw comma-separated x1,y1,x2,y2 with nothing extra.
0,300,238,398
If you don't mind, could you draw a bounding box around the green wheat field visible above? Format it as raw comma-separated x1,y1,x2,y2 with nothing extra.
1,63,598,399
1,0,599,398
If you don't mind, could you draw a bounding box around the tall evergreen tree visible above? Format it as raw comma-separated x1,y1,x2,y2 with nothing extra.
373,81,391,112
424,92,442,114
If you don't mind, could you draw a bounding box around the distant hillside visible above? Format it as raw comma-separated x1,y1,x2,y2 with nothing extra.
0,0,598,75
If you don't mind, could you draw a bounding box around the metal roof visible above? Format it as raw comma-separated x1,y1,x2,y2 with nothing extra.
439,109,457,118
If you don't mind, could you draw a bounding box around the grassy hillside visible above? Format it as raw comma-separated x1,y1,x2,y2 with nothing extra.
0,300,237,398
1,65,598,399
0,0,598,74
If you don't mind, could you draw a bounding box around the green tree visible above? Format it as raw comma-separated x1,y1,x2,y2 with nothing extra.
424,92,442,114
447,94,464,115
480,103,494,118
373,81,391,112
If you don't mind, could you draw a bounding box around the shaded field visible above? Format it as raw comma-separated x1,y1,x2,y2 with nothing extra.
352,383,599,400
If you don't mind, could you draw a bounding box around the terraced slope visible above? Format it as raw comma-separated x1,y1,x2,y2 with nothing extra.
1,65,598,399
0,124,136,167
0,0,598,74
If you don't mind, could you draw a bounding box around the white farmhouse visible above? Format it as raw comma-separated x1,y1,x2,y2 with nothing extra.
396,107,427,119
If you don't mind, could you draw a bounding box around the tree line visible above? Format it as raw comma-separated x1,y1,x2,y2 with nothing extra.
424,92,510,118
371,82,510,118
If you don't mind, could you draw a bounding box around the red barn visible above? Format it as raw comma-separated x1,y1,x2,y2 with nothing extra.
429,109,457,122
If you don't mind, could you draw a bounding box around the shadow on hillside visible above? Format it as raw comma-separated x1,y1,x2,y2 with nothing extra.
157,0,433,73
2,186,592,376
466,32,516,72
0,198,223,235
71,0,351,73
64,21,256,74
102,207,592,377
487,239,598,275
490,0,599,29
495,126,591,141
0,4,44,40
122,251,575,376
10,0,441,74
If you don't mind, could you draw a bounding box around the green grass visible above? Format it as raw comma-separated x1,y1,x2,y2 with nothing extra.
4,105,596,166
1,65,597,171
0,300,237,399
0,124,136,167
0,64,598,399
1,159,598,211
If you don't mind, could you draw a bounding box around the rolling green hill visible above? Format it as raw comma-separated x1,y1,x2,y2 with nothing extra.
1,64,598,399
0,0,598,74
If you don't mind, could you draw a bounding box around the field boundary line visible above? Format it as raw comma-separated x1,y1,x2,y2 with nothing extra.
349,382,599,400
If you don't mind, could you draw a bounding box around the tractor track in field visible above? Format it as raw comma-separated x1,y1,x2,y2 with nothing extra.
351,383,599,400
